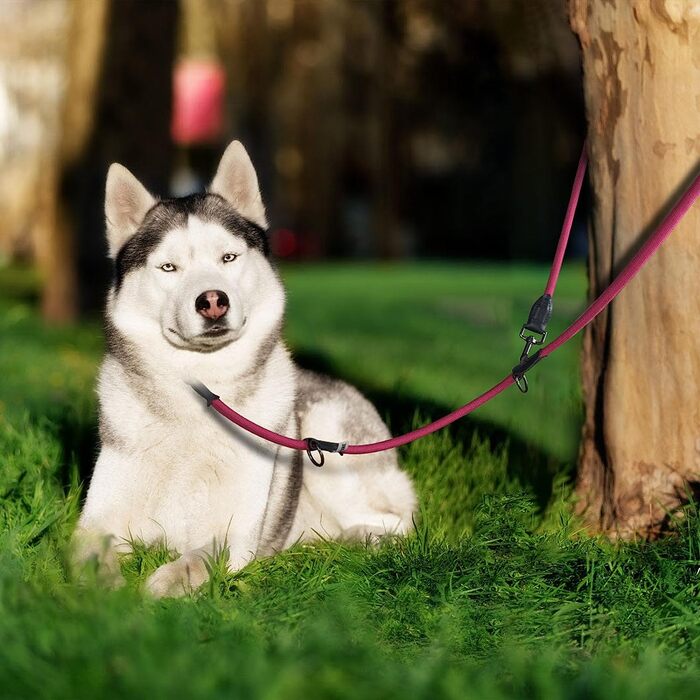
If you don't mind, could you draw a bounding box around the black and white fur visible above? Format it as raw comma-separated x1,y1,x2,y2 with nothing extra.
73,141,417,597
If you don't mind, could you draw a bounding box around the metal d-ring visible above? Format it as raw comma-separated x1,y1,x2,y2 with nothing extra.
305,439,325,467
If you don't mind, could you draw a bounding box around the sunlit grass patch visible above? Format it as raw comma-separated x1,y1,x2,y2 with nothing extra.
1,263,700,698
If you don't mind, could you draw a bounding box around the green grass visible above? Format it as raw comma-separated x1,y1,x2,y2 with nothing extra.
1,262,700,699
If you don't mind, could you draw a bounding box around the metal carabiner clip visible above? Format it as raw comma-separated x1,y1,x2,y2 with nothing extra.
514,372,529,393
519,325,547,357
512,349,543,394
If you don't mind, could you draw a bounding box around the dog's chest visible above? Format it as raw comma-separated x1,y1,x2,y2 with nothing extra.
121,425,271,550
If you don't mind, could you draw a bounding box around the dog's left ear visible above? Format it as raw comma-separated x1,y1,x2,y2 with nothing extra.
209,141,268,228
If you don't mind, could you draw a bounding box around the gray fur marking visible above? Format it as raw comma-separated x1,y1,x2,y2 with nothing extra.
103,316,174,422
98,415,124,450
258,439,303,555
104,315,144,377
257,409,303,555
296,368,394,448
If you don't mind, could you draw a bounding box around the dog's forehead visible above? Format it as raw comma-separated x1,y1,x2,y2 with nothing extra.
159,216,241,253
114,193,268,288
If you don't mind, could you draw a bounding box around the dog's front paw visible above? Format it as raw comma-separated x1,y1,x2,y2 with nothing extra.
70,530,126,589
145,553,210,599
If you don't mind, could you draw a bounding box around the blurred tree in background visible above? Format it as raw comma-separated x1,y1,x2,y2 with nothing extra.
70,0,178,317
0,0,176,320
0,0,585,321
0,0,108,321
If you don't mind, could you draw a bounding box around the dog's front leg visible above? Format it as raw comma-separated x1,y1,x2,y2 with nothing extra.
146,449,278,598
144,531,258,599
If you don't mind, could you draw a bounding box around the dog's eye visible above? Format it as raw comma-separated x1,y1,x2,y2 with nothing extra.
222,253,239,263
160,263,176,272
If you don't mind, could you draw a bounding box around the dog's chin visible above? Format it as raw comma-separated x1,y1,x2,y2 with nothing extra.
163,325,243,353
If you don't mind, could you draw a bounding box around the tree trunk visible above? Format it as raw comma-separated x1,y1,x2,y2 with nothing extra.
570,0,700,536
70,0,178,315
38,0,108,322
373,0,403,260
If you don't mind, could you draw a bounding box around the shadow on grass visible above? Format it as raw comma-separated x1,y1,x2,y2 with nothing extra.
16,397,100,498
295,349,570,510
55,413,100,493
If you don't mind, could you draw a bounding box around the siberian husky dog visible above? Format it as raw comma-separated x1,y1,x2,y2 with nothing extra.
73,141,417,597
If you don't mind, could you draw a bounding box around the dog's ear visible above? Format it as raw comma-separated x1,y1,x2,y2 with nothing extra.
209,141,267,228
104,163,156,257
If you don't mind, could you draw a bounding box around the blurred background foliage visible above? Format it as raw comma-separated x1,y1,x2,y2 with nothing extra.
0,0,586,321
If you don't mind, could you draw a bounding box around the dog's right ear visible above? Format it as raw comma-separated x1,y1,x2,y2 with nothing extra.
104,163,156,257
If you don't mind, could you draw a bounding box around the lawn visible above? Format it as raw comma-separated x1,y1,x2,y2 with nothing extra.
1,262,699,699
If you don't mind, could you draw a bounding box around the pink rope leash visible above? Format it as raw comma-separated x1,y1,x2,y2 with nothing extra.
512,142,589,382
191,148,700,466
190,375,516,461
544,144,588,298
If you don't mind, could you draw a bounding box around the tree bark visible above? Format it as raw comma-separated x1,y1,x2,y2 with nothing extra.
570,0,700,536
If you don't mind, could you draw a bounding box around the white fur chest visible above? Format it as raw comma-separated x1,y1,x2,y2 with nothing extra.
132,422,273,550
81,348,296,554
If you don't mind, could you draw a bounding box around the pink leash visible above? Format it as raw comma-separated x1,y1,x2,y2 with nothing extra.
545,145,589,298
191,144,700,466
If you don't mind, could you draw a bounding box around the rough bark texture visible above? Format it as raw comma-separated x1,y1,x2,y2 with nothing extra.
570,0,700,536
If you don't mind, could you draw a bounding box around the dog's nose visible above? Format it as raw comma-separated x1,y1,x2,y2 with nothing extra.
195,290,229,320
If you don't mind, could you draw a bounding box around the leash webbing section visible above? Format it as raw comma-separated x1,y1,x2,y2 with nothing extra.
192,150,700,459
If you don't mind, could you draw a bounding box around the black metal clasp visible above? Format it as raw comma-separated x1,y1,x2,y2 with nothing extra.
304,438,347,467
514,294,552,393
512,349,543,393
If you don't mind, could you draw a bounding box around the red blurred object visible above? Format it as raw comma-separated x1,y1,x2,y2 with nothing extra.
171,59,226,145
271,228,299,258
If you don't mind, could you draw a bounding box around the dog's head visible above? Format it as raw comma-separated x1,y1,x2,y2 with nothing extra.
105,141,283,352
